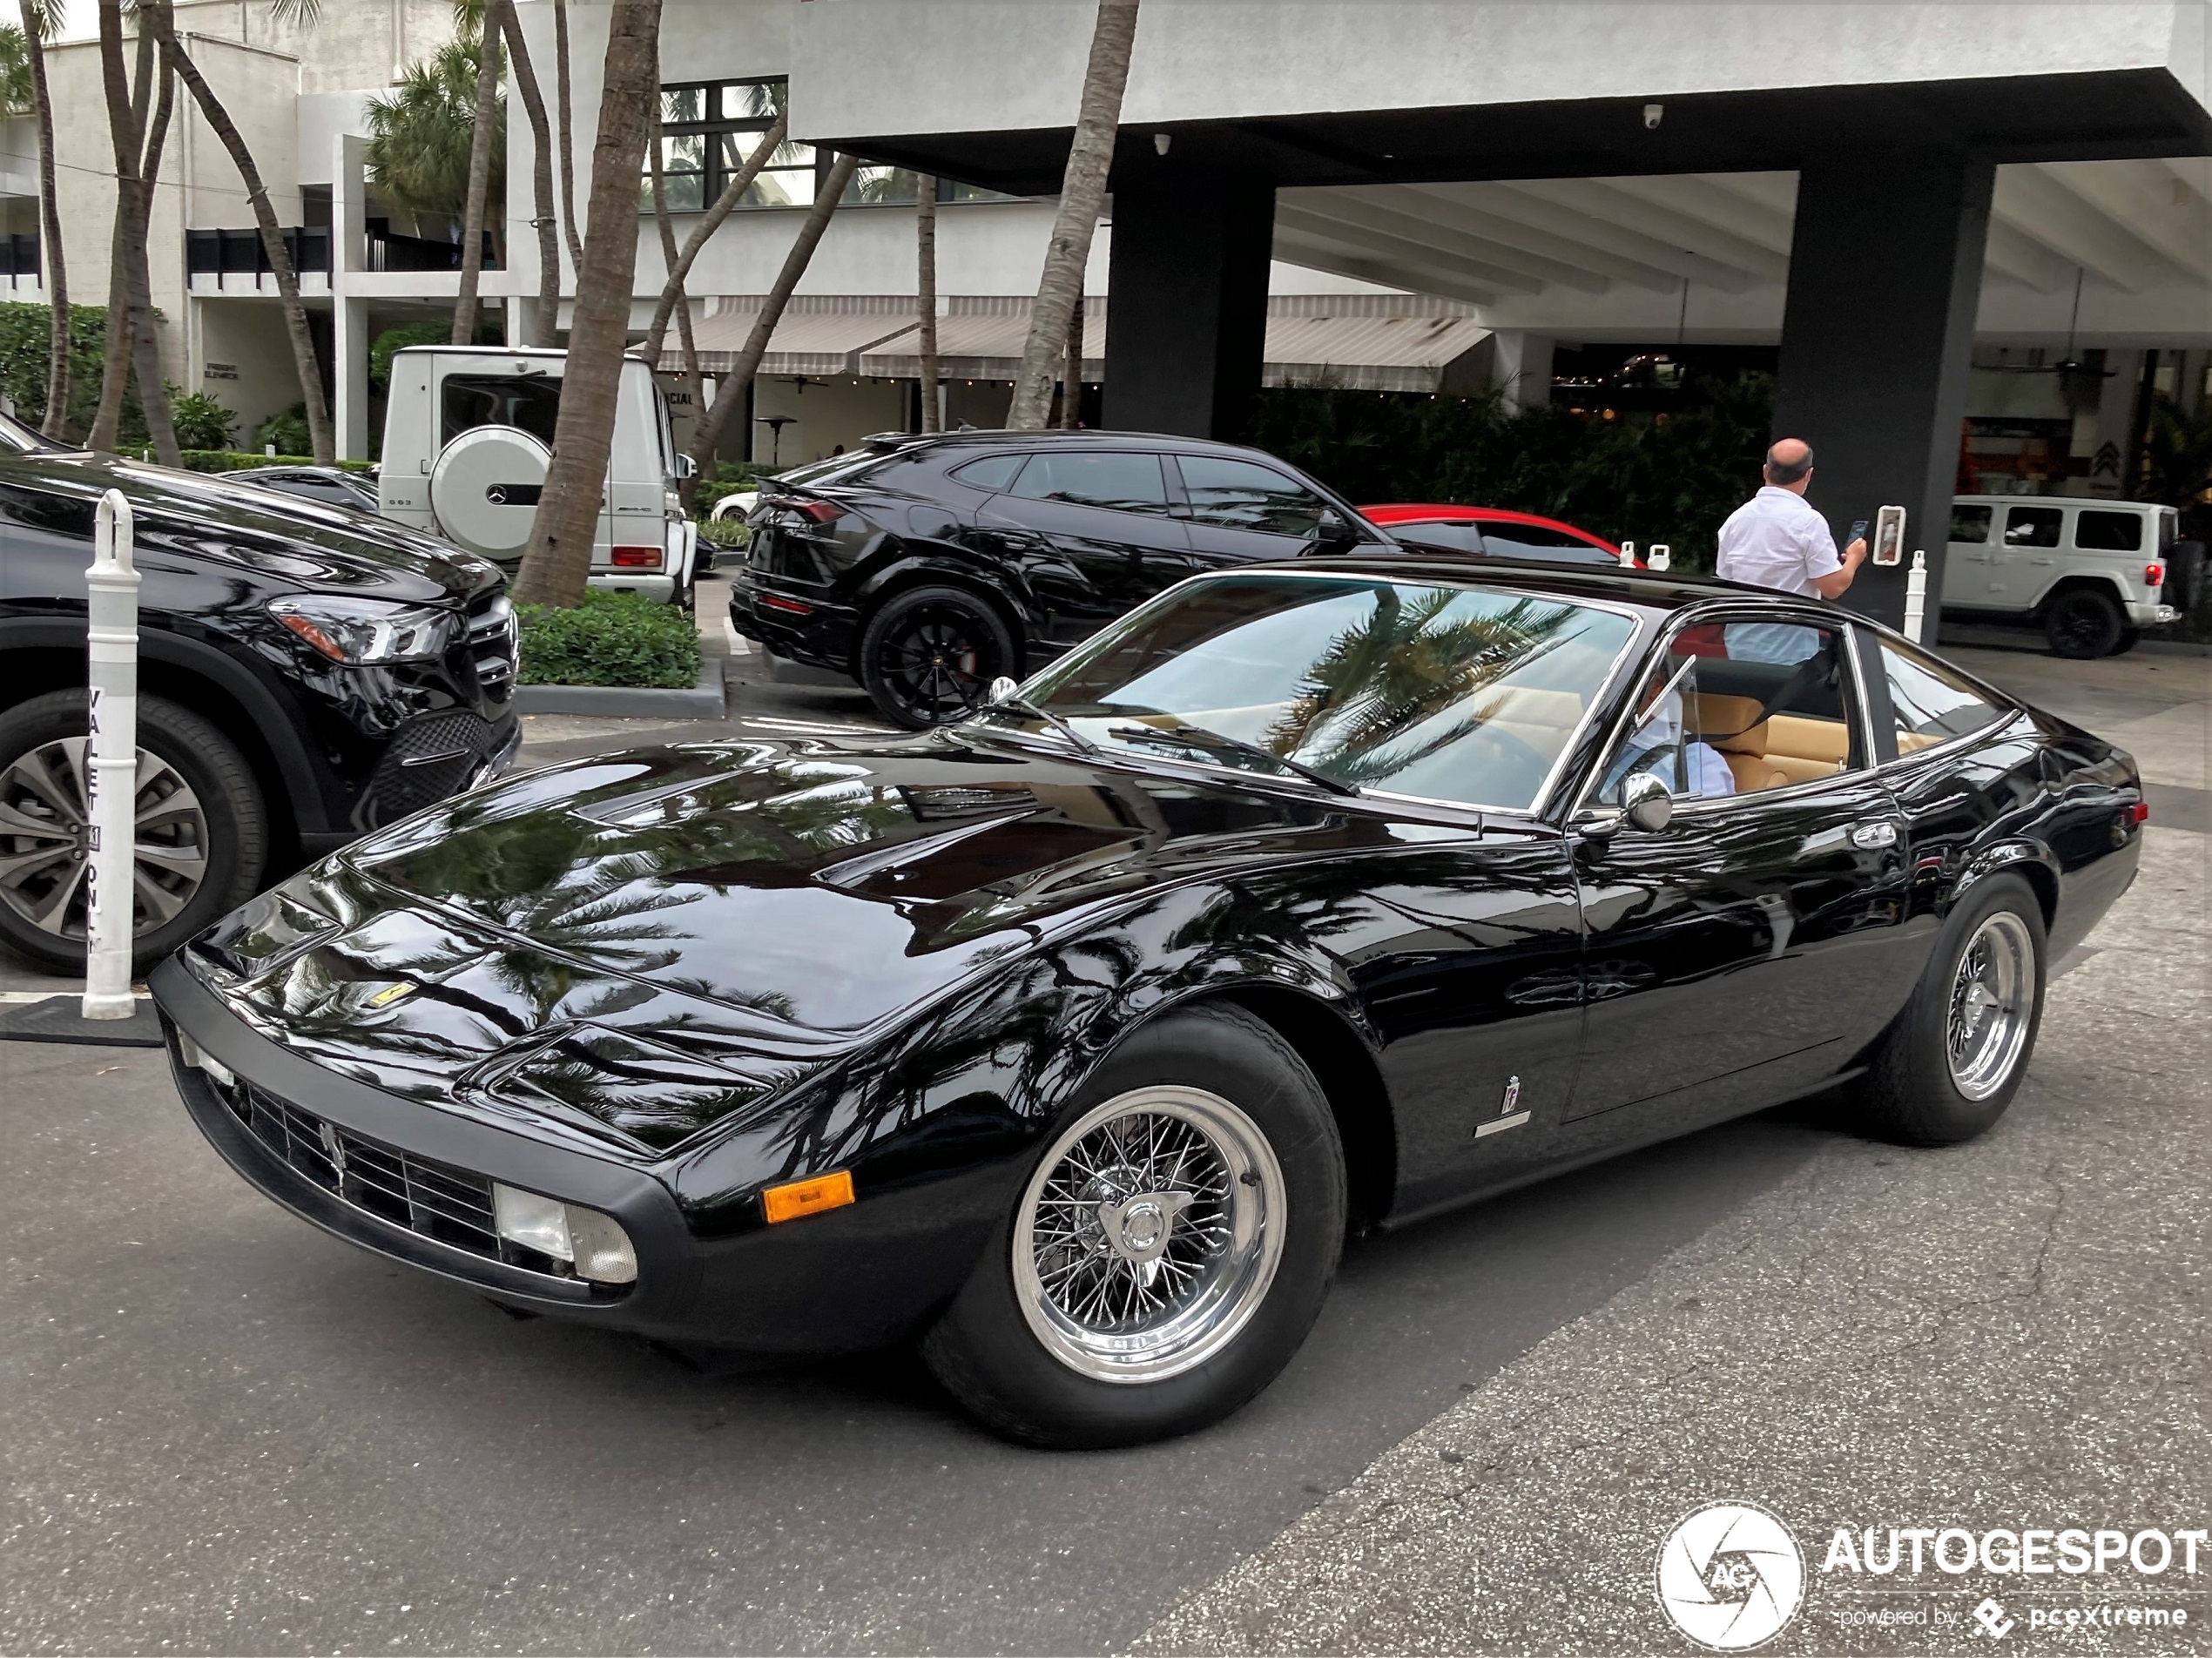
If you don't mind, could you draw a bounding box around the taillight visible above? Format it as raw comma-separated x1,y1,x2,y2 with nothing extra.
766,495,840,525
2146,563,2166,589
2129,800,2150,825
610,546,663,570
758,594,815,616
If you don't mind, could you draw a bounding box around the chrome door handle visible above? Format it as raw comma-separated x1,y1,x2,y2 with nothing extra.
1851,821,1898,850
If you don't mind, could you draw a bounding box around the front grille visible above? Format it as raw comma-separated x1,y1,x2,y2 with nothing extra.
222,1079,566,1277
366,711,496,826
467,593,517,692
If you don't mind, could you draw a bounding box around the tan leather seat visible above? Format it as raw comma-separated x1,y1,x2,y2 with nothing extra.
1689,694,1788,794
1764,713,1851,782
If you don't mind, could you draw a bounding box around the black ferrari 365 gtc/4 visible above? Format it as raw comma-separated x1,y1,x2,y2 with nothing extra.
154,557,2143,1446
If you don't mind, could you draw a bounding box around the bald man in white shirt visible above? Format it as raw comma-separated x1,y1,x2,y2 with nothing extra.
1717,438,1868,661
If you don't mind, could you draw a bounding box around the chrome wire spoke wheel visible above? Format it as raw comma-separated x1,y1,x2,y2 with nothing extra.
1945,911,2036,1100
0,737,207,940
1014,1086,1286,1384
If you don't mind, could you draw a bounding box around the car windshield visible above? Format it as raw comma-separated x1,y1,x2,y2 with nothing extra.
1004,572,1637,811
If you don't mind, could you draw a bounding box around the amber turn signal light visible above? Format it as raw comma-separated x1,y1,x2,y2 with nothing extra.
762,1170,855,1224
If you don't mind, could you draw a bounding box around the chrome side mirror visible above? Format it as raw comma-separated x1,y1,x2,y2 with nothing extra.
673,453,697,480
1621,770,1675,832
987,676,1020,704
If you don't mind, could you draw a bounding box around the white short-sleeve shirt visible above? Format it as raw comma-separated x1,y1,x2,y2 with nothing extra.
1716,487,1842,597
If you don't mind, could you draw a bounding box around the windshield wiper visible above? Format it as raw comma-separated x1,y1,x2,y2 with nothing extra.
981,691,1098,754
1105,721,1359,797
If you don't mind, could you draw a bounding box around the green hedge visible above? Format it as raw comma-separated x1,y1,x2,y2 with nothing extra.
1244,375,1777,575
516,589,701,689
696,515,750,549
176,450,375,474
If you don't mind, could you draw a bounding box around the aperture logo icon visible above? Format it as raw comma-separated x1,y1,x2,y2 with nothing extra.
1657,1501,1806,1650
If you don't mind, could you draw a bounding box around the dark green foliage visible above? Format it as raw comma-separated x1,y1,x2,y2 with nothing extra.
517,589,701,688
370,322,454,392
1244,375,1777,574
252,405,314,455
0,301,147,444
170,391,237,451
178,450,374,474
366,34,503,222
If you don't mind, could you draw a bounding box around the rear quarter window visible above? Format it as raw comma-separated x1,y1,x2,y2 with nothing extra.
2074,510,2143,553
949,454,1025,490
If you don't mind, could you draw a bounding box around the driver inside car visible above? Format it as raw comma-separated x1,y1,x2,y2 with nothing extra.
1602,665,1737,802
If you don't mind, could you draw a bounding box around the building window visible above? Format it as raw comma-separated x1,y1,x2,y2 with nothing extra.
647,77,1014,211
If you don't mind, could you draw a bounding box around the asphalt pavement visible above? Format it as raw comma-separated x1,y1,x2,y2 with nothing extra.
1,613,2204,1655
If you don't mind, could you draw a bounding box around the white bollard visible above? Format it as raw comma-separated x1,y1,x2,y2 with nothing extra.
82,489,140,1020
1903,549,1929,644
1648,543,1671,571
1617,540,1637,569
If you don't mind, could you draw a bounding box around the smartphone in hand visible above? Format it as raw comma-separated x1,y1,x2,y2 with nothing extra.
1849,518,1870,546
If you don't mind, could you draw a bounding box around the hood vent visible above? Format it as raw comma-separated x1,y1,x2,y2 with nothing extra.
898,784,1035,822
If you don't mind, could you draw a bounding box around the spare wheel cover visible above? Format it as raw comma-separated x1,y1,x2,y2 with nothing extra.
429,425,552,560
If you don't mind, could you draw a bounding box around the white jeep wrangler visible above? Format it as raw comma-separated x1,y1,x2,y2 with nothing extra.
375,346,698,606
1943,495,2190,658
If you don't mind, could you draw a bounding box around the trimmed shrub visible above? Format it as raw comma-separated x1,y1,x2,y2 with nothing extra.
178,451,374,474
171,391,238,451
517,589,701,689
696,515,750,549
252,404,314,455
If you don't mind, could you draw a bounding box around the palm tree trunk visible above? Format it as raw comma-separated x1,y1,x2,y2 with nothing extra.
647,128,705,464
1061,292,1084,429
640,111,786,364
511,0,664,609
90,3,151,453
20,0,68,440
451,0,505,347
497,3,560,348
125,35,179,466
684,152,857,502
1006,0,1138,431
552,0,583,273
152,17,334,465
915,172,940,435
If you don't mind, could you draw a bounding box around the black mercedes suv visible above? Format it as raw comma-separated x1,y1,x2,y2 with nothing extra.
0,414,517,973
729,430,1388,726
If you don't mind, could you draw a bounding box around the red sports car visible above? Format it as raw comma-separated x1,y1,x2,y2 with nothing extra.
1362,503,1634,567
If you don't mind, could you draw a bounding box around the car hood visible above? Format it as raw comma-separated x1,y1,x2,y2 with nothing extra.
3,452,497,603
185,732,1421,1154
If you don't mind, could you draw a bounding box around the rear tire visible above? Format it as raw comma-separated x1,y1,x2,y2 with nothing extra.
2043,587,2125,658
1844,873,2047,1146
858,585,1015,730
0,691,267,974
923,1005,1345,1448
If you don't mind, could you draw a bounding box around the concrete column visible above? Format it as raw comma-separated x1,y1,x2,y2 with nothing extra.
1773,149,1994,628
1102,159,1273,439
333,134,373,461
1493,332,1554,408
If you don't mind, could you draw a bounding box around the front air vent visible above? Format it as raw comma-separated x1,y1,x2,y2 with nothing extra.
898,784,1036,822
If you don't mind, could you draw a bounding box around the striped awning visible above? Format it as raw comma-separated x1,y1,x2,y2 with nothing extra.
664,293,1489,392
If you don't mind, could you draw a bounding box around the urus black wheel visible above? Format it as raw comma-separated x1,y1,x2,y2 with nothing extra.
858,586,1014,730
0,691,268,974
2043,588,2124,659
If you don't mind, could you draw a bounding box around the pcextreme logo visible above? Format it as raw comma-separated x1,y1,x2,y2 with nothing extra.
1656,1501,1807,1651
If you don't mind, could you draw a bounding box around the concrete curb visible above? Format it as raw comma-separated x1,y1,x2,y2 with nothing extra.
1939,623,2212,658
512,657,726,718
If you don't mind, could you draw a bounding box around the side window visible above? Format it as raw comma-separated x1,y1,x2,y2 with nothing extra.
1393,521,1487,554
949,454,1024,491
0,484,94,538
441,374,563,448
2002,505,2063,549
1177,455,1325,538
1949,504,1993,544
1596,622,1860,805
1878,637,2007,755
1008,451,1170,516
2074,509,2143,553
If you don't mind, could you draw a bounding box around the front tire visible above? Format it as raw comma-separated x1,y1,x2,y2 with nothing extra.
1845,873,2047,1146
0,691,268,974
857,585,1015,730
2043,587,2125,658
923,1005,1345,1448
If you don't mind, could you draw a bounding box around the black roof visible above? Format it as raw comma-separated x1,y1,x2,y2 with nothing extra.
848,428,1287,457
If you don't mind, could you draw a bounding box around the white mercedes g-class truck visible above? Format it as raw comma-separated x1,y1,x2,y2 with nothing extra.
1943,495,2191,657
375,346,698,606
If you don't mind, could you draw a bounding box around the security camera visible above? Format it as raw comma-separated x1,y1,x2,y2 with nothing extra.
1643,104,1665,131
